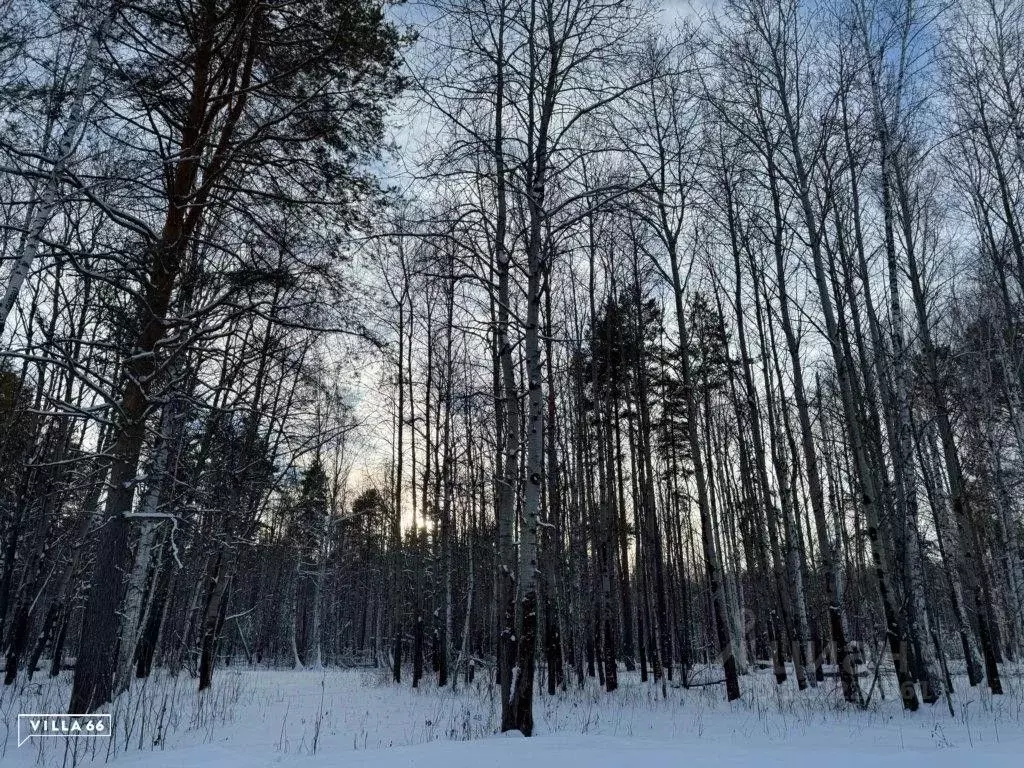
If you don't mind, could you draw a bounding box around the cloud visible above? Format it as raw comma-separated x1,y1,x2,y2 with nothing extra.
659,0,715,26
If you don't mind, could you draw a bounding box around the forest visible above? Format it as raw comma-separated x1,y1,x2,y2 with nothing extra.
0,0,1022,757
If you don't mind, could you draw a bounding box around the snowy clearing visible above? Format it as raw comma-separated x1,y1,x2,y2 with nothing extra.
2,666,1021,767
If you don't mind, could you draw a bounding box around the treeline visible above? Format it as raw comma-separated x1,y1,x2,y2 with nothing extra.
366,0,1024,736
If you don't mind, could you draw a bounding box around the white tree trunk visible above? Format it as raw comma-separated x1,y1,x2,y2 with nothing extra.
309,554,326,669
1,5,115,332
114,400,174,694
290,561,304,670
114,520,158,693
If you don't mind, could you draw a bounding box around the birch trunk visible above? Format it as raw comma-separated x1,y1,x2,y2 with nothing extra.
0,5,116,332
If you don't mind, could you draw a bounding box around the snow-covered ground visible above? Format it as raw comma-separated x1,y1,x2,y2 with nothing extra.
2,665,1021,767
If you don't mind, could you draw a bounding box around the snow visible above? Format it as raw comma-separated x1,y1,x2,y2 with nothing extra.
2,666,1021,767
